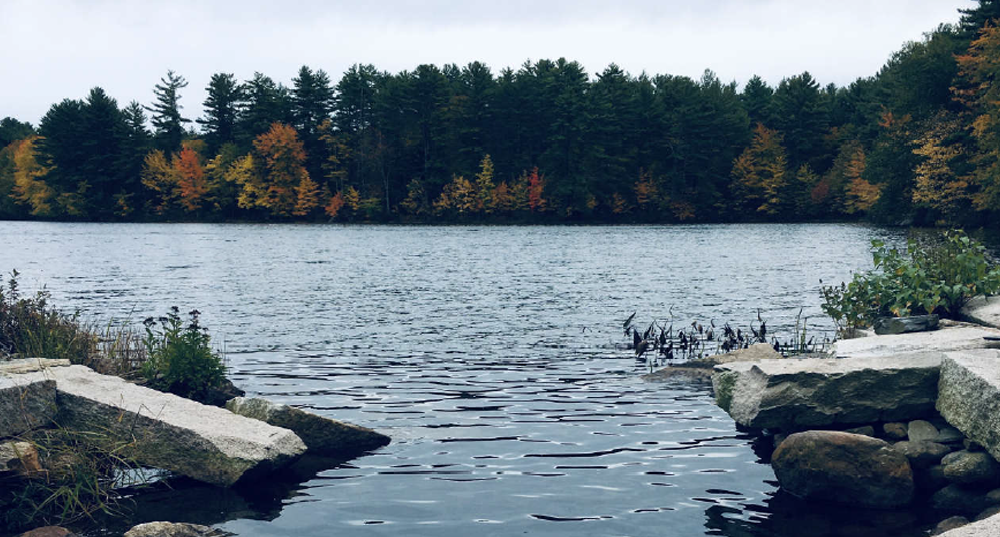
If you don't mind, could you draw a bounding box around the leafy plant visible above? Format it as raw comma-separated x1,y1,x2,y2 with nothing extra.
141,307,226,401
821,230,1000,329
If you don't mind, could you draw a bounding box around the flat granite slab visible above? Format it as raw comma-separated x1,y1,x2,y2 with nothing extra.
11,365,306,486
714,354,942,430
937,350,1000,465
834,324,1000,360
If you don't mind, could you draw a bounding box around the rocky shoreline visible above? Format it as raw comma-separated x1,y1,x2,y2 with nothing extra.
680,296,1000,536
0,358,390,536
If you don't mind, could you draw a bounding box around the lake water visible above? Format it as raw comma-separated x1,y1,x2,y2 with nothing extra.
3,222,940,537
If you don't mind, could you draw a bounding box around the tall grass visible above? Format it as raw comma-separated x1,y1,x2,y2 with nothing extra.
0,270,149,377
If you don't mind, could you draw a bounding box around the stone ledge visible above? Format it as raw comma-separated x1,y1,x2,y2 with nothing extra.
714,353,942,429
937,350,1000,465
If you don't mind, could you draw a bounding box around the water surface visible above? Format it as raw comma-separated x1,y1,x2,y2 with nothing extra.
3,223,930,536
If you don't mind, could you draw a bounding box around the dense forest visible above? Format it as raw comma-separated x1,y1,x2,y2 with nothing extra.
2,1,1000,225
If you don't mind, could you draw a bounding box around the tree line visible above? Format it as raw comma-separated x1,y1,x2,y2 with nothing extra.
2,0,999,225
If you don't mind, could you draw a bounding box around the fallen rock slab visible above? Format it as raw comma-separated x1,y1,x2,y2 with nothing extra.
31,365,306,487
937,350,1000,465
771,430,914,508
226,397,389,457
961,296,1000,329
714,354,941,429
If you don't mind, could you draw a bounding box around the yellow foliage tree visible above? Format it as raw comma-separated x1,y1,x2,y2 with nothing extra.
343,185,360,214
911,115,971,219
141,149,180,215
955,23,1000,212
731,124,789,216
474,155,495,213
435,175,476,215
493,181,514,214
293,176,321,216
843,148,881,214
10,136,54,217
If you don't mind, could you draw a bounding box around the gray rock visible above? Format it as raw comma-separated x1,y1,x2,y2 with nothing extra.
0,376,57,437
942,451,1000,485
226,397,390,457
124,522,231,537
938,426,966,444
874,315,940,335
937,350,1000,465
884,422,908,440
976,505,1000,521
909,420,940,442
932,516,969,535
18,527,78,537
714,354,940,429
892,441,952,469
846,425,876,437
38,365,306,487
0,441,41,477
771,430,914,508
932,484,996,515
961,296,1000,329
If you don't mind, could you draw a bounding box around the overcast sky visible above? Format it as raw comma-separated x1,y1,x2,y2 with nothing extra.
2,0,974,125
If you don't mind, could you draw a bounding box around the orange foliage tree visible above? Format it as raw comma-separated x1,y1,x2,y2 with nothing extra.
252,122,312,217
175,146,207,212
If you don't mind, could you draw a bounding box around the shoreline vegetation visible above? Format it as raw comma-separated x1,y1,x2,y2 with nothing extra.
3,3,1000,228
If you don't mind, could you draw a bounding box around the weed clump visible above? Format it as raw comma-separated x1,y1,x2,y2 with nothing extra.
141,307,227,403
0,270,96,363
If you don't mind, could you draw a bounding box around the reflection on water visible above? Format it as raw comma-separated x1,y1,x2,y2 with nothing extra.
3,222,935,536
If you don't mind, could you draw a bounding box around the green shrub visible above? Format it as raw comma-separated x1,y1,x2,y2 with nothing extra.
0,270,96,362
141,307,226,401
821,230,1000,329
